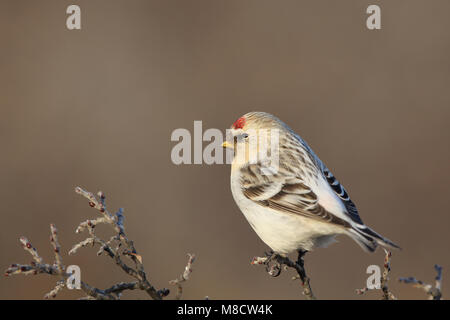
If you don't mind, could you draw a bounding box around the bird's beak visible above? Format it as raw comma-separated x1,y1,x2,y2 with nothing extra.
222,141,234,149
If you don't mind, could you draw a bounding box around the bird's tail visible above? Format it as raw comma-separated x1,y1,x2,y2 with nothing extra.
348,225,400,253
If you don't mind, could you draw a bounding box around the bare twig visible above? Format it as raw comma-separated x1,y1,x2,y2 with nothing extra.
4,186,195,300
169,253,196,300
5,225,89,299
380,250,396,300
4,226,142,300
399,265,443,300
356,249,396,300
72,187,164,300
252,250,316,300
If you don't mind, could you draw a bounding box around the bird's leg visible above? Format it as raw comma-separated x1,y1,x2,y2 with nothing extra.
294,249,315,299
295,249,308,283
251,249,316,299
264,250,276,260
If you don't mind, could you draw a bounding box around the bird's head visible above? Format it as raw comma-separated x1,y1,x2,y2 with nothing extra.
223,112,286,170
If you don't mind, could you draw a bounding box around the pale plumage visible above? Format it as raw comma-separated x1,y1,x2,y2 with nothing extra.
225,112,399,254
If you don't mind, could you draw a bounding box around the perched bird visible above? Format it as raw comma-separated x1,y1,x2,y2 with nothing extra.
222,112,399,255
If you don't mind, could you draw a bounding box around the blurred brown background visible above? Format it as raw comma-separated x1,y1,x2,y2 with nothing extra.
1,0,449,300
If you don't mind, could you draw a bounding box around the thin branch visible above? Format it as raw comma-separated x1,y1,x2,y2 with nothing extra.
251,250,316,300
50,224,64,275
4,186,194,300
380,250,396,300
4,225,97,299
356,249,396,300
72,187,164,299
169,253,196,300
399,265,443,300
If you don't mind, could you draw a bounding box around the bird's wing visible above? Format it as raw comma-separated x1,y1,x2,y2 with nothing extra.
239,164,352,228
321,167,364,225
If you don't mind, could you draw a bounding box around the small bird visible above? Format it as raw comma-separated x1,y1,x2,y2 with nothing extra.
223,112,399,256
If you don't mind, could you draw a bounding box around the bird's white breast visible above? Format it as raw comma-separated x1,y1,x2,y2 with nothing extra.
230,170,343,254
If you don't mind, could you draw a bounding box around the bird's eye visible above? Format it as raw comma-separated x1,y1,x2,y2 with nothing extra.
242,133,249,139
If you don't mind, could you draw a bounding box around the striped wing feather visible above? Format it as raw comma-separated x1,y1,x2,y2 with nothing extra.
240,164,351,228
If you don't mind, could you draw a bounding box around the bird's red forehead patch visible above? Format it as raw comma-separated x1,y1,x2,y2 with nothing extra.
232,117,246,129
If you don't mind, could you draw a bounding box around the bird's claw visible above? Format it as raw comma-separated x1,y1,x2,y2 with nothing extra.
265,261,282,277
263,251,282,277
